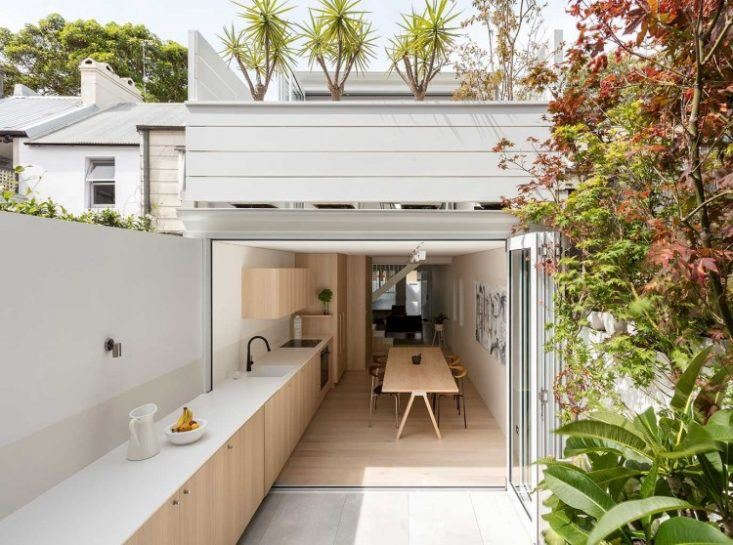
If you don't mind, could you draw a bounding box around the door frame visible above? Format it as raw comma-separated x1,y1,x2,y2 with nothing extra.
506,232,561,544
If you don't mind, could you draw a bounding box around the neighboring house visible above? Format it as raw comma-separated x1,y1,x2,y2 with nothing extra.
0,58,188,232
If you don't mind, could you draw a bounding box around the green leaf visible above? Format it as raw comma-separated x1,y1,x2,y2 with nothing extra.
670,347,711,414
556,419,650,459
588,467,642,487
706,410,733,443
543,510,589,545
543,463,615,519
661,422,718,459
586,496,693,545
655,516,733,545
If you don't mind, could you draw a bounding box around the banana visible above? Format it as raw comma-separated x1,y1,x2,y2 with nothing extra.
173,407,195,432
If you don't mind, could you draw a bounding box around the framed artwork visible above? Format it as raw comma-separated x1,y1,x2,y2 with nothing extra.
475,282,507,363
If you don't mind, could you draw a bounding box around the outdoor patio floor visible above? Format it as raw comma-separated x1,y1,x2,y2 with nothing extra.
238,488,531,545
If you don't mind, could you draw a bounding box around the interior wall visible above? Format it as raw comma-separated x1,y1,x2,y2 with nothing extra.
446,248,507,437
0,213,203,519
212,242,294,385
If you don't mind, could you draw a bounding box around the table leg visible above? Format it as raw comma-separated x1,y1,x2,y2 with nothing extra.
396,392,416,440
421,393,442,439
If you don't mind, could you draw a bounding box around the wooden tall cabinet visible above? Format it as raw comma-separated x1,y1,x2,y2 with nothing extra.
295,254,348,383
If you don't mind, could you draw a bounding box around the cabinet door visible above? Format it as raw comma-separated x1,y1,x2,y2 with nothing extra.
264,388,287,490
212,436,245,545
125,492,180,545
242,408,266,523
180,461,216,545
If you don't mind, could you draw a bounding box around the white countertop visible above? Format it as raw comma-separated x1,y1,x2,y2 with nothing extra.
0,338,331,545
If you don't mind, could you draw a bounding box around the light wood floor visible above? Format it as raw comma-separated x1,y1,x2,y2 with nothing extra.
275,371,506,487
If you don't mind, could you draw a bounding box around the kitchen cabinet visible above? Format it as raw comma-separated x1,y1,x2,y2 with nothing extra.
263,351,325,491
125,409,265,545
295,254,348,383
125,347,326,545
125,491,180,545
242,268,311,319
213,408,264,545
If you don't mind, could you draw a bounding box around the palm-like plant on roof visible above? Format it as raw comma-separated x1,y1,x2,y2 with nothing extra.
220,0,296,101
387,0,460,101
298,0,377,101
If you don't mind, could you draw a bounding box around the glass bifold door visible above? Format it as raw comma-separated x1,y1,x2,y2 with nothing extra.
507,232,560,539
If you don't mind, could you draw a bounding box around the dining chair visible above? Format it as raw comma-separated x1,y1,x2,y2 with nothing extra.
436,363,468,429
368,364,400,428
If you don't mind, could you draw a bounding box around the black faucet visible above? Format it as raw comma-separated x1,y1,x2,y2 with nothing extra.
246,335,271,372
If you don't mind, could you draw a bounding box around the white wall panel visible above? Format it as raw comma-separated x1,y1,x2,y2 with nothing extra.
0,213,203,517
188,31,250,102
187,125,548,152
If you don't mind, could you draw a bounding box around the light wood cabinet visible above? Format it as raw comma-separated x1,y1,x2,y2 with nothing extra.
125,492,180,545
126,352,324,545
242,268,311,319
295,253,347,384
180,459,216,545
263,352,326,491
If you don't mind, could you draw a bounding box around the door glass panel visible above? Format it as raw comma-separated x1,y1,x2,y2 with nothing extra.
510,248,532,506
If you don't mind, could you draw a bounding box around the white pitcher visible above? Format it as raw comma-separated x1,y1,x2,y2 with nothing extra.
127,403,161,461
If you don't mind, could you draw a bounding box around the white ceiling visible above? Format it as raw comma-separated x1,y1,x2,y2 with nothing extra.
228,240,504,257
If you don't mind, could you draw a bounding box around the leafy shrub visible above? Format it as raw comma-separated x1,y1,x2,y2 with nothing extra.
1,191,153,232
540,348,733,544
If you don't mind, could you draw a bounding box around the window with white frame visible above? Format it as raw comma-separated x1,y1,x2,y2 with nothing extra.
86,158,115,208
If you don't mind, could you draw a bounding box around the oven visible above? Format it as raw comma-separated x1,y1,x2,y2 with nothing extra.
320,347,330,389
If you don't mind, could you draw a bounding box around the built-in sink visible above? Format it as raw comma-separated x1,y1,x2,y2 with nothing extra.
281,339,321,348
246,365,297,378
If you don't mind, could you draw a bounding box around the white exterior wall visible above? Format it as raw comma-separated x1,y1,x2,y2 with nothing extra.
446,249,508,437
0,213,203,519
17,144,142,216
185,102,549,204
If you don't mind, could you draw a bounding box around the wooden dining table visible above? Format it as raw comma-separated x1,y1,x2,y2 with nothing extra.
381,346,459,440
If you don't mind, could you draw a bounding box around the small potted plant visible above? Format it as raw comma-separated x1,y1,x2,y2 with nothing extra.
433,313,448,332
318,288,333,315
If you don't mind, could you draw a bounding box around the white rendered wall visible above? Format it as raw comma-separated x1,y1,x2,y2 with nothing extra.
0,213,203,519
212,242,295,385
16,144,142,216
188,30,250,102
446,249,508,437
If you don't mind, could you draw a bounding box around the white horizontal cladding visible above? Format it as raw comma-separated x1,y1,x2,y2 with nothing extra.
188,151,521,178
185,176,529,202
179,208,517,240
184,101,549,203
187,125,548,152
186,100,550,127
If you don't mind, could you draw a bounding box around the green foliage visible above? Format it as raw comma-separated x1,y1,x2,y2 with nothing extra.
541,351,733,543
0,192,153,232
298,0,377,100
318,288,333,303
220,0,296,101
0,14,187,102
387,0,460,100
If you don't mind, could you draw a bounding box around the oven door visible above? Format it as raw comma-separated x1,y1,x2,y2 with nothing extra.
320,347,330,389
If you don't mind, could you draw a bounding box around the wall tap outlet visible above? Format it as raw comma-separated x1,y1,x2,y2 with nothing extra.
105,338,122,358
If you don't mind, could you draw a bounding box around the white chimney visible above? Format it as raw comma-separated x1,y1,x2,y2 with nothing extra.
79,58,142,107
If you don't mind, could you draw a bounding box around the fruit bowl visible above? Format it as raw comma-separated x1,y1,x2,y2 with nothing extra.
166,418,207,445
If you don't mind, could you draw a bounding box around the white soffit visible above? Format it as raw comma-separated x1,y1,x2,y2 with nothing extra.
179,208,516,241
227,239,505,257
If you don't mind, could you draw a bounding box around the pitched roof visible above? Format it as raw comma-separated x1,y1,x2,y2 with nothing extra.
29,102,187,146
0,95,97,138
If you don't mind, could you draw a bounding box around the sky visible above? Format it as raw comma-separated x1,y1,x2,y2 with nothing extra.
0,0,578,69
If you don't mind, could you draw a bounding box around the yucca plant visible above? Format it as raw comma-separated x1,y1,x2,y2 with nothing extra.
539,347,733,544
298,0,377,100
387,0,460,101
220,0,296,101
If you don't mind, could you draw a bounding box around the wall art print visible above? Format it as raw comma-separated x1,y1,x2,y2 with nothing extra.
475,282,507,362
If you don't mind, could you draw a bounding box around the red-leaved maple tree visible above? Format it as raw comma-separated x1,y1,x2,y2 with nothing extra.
498,0,732,414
